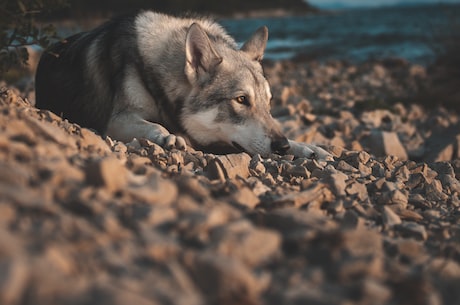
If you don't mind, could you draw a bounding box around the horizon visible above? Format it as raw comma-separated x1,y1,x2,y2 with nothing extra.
308,0,460,9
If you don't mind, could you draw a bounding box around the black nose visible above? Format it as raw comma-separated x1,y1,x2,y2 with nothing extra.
271,136,290,155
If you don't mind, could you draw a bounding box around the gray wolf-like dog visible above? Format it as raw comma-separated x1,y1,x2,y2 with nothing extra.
35,11,331,160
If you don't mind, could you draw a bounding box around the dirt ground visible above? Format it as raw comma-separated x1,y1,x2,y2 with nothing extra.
1,60,459,305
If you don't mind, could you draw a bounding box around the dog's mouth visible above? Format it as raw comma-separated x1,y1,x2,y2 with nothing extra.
231,141,246,153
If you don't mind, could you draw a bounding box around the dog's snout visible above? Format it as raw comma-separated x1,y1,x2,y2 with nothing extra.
271,136,290,155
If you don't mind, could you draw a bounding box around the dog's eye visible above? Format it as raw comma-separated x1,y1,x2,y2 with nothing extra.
235,95,250,106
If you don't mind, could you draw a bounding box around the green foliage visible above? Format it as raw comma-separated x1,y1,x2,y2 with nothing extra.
0,0,67,75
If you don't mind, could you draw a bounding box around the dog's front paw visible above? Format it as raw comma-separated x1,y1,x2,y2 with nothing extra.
163,134,187,150
146,126,187,151
288,140,333,161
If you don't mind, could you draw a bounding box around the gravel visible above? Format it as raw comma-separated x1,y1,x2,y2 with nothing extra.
1,59,460,305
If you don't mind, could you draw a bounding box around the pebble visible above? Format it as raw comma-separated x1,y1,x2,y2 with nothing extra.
1,59,460,305
85,156,128,192
395,222,428,241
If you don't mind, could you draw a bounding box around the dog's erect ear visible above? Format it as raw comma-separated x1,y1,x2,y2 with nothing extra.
241,26,268,61
185,23,222,84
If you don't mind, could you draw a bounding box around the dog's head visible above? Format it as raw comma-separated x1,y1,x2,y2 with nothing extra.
181,23,290,156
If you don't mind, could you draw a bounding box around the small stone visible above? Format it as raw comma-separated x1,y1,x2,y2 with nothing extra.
128,173,178,205
340,209,366,230
285,165,310,179
428,258,460,278
184,252,268,305
377,190,408,209
0,258,29,305
23,115,77,149
438,174,460,194
79,128,111,153
231,187,260,209
322,167,348,197
210,220,281,267
364,130,408,160
395,222,428,241
346,181,368,201
396,239,426,263
397,209,423,222
273,183,333,207
361,279,392,304
337,160,359,173
85,157,128,192
382,206,402,227
142,230,180,261
250,155,266,175
206,153,251,180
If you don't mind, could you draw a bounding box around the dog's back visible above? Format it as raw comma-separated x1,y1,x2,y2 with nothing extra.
36,14,140,133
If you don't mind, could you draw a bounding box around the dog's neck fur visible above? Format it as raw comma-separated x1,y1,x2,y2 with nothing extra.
134,12,237,136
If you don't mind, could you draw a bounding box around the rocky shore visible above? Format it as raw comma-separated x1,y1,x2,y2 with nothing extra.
1,59,459,305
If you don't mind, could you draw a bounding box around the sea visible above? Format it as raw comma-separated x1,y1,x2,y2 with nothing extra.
219,4,460,65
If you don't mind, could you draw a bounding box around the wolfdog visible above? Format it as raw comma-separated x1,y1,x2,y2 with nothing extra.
35,11,331,159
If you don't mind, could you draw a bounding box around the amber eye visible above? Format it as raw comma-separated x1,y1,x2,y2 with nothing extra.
235,95,250,106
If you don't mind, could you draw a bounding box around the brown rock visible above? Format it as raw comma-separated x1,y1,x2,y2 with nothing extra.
231,187,260,209
322,167,348,197
142,230,181,262
184,252,268,305
364,130,408,160
85,157,128,192
376,189,408,209
210,220,281,267
273,182,333,207
79,128,110,152
128,173,178,205
0,257,29,305
395,222,428,241
346,181,368,201
206,153,251,180
23,115,77,149
382,206,402,227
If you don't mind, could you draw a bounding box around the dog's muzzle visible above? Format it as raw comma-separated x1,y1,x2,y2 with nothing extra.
271,136,290,155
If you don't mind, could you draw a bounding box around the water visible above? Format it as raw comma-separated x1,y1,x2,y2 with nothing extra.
219,4,460,65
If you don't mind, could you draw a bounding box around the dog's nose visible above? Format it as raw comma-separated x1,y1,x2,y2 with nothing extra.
271,136,290,155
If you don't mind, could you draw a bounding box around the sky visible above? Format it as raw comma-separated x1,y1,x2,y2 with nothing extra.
308,0,460,9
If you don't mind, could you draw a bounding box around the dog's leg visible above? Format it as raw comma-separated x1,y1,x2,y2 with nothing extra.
106,113,187,149
288,140,333,161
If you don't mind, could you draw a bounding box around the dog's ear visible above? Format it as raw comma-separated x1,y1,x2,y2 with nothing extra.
241,26,268,62
185,23,222,84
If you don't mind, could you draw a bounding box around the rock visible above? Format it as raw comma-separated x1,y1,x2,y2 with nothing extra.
23,115,77,149
0,257,29,305
361,279,392,305
3,58,460,305
255,208,338,240
395,222,428,241
142,230,181,262
85,156,128,192
206,153,251,180
381,206,402,227
340,210,366,230
321,166,348,197
363,130,408,160
376,189,408,209
79,128,111,153
210,220,281,267
394,239,426,263
128,173,178,205
346,181,368,201
231,187,260,209
184,252,269,305
272,183,333,208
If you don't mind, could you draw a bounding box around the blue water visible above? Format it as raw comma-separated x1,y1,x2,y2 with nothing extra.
219,4,460,64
